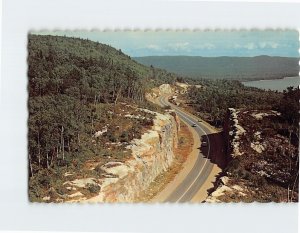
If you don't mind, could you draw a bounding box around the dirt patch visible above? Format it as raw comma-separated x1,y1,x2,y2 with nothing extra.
135,120,193,202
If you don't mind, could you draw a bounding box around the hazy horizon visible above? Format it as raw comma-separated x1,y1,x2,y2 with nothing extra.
33,30,299,58
133,55,297,58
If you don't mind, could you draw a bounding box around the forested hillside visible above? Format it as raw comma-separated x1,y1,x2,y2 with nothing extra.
185,79,281,126
183,79,299,131
179,79,299,202
27,34,299,203
28,35,177,200
134,56,299,80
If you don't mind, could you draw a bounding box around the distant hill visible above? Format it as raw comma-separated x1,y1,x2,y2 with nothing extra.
134,56,299,81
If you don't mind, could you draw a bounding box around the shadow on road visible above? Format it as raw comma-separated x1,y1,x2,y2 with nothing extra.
198,131,229,201
198,131,228,170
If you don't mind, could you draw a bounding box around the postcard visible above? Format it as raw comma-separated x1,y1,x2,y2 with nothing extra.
27,30,299,203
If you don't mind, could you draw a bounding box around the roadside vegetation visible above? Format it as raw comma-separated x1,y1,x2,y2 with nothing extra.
181,79,299,202
184,79,280,126
28,35,178,201
28,34,298,203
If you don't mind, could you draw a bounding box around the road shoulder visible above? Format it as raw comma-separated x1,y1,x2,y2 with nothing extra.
151,119,200,202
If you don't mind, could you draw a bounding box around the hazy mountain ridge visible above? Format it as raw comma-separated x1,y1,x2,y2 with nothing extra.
134,56,299,81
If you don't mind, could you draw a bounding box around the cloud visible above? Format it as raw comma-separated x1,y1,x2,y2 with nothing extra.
259,42,279,49
167,42,190,51
244,43,256,50
166,42,216,52
145,44,161,50
196,43,216,50
233,42,256,50
233,41,280,50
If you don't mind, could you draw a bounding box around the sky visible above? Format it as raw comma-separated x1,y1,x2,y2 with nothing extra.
34,30,299,57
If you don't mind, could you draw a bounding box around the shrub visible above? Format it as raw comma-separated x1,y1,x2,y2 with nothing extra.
108,133,117,142
141,118,153,127
56,186,67,195
87,183,100,194
114,150,130,160
29,177,44,201
249,174,267,187
225,158,240,173
57,158,67,167
94,164,104,176
37,171,51,188
120,131,129,143
101,149,112,158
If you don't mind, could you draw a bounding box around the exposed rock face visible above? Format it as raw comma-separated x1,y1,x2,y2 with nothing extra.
145,92,158,102
145,83,202,103
145,83,174,102
207,108,298,202
206,176,247,203
225,108,246,158
175,82,202,94
159,84,173,94
67,110,180,203
175,82,190,94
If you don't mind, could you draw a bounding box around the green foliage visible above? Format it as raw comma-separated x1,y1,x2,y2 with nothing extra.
27,34,179,201
120,131,129,143
29,35,155,168
108,133,117,143
186,79,281,125
277,86,300,126
28,169,51,201
86,183,101,194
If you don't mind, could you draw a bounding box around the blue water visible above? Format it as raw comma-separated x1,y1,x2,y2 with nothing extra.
242,76,300,92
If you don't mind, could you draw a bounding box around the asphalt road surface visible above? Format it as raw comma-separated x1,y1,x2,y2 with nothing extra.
158,96,217,203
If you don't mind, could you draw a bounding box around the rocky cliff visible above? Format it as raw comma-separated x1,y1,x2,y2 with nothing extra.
223,108,246,159
145,83,174,102
145,83,202,102
64,109,180,203
206,108,298,202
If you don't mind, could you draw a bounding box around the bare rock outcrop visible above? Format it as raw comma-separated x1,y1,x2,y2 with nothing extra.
145,84,174,102
67,109,180,203
206,108,298,202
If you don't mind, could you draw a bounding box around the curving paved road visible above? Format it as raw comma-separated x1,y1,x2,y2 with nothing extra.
158,96,217,203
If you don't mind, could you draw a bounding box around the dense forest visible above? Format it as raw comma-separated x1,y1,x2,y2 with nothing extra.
134,56,299,80
182,79,299,201
184,78,299,131
28,35,178,200
185,79,281,126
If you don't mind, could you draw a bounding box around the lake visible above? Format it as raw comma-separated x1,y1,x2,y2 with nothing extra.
242,76,300,92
